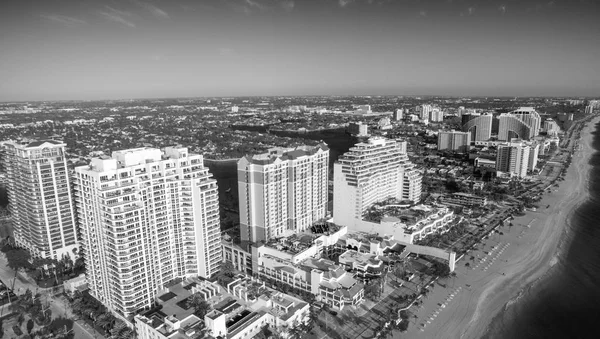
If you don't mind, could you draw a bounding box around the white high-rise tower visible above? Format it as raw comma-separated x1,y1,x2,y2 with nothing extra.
333,138,421,228
1,140,78,260
237,144,329,243
74,147,221,318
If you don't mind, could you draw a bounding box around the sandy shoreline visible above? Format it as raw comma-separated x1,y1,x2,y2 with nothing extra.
399,117,599,339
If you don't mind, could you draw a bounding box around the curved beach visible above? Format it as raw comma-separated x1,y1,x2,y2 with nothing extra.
400,117,599,339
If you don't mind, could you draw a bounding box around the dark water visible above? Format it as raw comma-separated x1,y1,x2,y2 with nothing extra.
483,122,600,339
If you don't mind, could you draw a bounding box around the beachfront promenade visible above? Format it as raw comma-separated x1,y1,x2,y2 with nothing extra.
399,115,600,339
312,115,598,339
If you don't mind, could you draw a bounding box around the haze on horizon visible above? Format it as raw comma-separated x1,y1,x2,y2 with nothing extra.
1,0,599,102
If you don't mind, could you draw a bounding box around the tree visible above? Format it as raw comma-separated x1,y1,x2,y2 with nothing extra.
26,319,34,334
5,248,32,271
365,280,383,301
187,293,211,318
220,261,235,277
95,312,113,331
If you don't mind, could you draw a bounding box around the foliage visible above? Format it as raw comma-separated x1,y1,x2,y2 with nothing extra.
4,247,32,271
364,278,383,301
186,293,211,318
27,319,34,334
68,291,118,337
220,261,235,277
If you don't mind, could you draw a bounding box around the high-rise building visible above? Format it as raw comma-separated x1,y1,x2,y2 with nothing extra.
585,105,594,114
1,140,78,260
420,104,433,120
438,130,471,153
457,106,466,118
393,108,403,121
429,109,444,122
543,119,561,136
74,147,221,318
238,144,329,243
587,100,600,109
528,142,540,171
348,122,369,136
498,107,541,141
461,113,493,141
496,141,538,178
333,138,421,228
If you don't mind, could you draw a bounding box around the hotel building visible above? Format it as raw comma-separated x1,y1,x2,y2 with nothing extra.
333,138,421,229
496,141,539,178
461,113,493,141
74,147,221,318
498,107,542,141
251,231,365,310
237,144,329,243
0,140,78,260
437,130,471,153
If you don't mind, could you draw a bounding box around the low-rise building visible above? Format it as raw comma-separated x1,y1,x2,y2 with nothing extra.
63,274,88,294
355,204,456,244
338,250,384,280
135,277,309,339
439,192,487,207
250,228,365,310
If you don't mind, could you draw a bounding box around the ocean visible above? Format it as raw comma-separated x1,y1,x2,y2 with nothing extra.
483,122,600,339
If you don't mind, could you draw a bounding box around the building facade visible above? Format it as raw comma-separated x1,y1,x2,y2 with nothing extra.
74,147,221,318
461,113,493,141
496,142,532,178
498,107,542,141
333,138,421,228
238,144,329,243
420,104,433,120
543,119,560,136
429,109,444,122
1,140,78,260
437,130,472,153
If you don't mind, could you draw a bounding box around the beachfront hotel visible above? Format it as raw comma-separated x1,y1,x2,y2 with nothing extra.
498,107,542,141
461,113,493,141
74,147,221,318
246,226,365,310
333,137,422,229
237,144,329,243
0,140,78,260
496,140,540,178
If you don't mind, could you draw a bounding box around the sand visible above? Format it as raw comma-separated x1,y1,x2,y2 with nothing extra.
398,117,599,339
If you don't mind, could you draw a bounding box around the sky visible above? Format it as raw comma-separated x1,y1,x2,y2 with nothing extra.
1,0,599,101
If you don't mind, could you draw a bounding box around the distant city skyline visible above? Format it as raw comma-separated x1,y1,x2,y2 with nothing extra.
1,0,599,101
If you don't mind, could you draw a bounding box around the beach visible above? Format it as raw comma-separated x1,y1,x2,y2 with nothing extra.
399,116,599,339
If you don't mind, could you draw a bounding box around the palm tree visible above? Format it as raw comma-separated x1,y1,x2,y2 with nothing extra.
96,312,112,331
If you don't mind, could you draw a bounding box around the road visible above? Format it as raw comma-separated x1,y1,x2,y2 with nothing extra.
0,253,103,339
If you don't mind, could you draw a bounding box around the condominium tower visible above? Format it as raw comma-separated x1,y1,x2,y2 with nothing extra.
461,113,493,141
496,141,539,178
438,130,471,153
333,138,422,228
238,144,329,243
498,107,541,141
74,147,221,318
1,140,78,260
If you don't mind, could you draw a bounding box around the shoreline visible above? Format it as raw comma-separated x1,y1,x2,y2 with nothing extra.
399,116,599,339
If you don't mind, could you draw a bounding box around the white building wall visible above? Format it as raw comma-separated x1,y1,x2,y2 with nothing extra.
75,147,221,318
